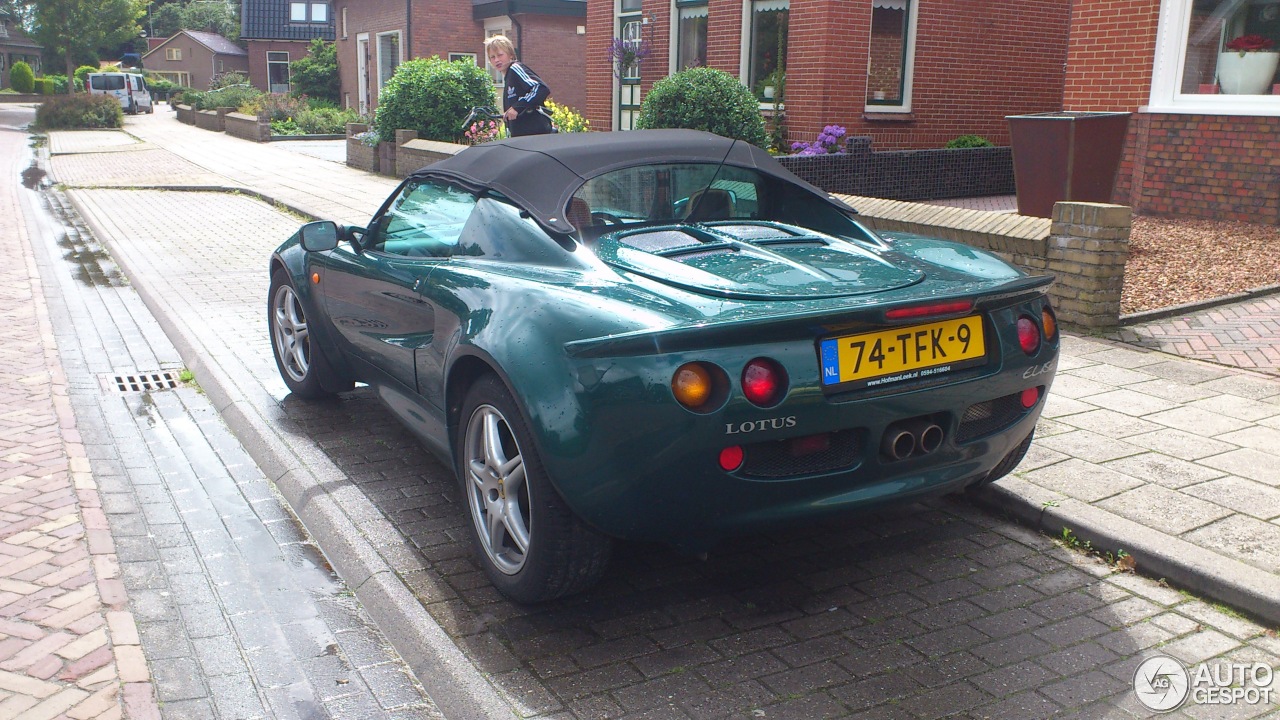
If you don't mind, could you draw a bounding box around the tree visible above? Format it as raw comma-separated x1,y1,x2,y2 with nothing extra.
33,0,146,92
289,39,338,104
149,2,182,37
181,0,238,41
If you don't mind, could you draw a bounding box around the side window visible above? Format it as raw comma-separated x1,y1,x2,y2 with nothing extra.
455,197,569,263
367,180,478,258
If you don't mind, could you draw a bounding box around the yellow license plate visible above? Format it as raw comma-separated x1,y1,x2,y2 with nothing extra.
819,316,986,388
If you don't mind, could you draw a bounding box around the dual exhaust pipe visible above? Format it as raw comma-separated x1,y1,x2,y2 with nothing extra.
881,418,945,461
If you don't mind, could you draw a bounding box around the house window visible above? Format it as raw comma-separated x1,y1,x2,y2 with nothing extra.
484,24,510,84
341,7,348,38
676,1,708,71
268,51,290,93
166,48,182,61
449,53,478,65
1151,0,1280,113
377,31,402,91
865,0,917,111
290,2,328,23
748,0,788,102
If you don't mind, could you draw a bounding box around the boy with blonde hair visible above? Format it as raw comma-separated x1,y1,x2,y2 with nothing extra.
484,35,554,136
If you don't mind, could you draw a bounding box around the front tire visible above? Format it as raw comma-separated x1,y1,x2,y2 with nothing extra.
268,267,346,399
458,375,612,603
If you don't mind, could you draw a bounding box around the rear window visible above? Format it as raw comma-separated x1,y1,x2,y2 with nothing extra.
91,76,126,91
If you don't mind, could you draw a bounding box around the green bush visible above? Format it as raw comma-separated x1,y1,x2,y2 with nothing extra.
145,77,184,100
209,71,249,90
10,61,35,93
241,92,307,122
35,94,123,129
176,89,204,107
74,65,98,91
635,67,768,147
34,77,57,95
196,84,263,110
290,39,339,105
295,106,360,134
43,75,68,94
945,134,994,149
373,57,493,143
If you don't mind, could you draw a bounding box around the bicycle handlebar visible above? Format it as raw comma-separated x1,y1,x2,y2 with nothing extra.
461,106,504,130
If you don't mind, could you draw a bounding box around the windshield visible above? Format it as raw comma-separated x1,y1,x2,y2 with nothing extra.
567,162,879,244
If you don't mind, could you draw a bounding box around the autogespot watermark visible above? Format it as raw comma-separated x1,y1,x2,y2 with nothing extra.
1133,654,1275,713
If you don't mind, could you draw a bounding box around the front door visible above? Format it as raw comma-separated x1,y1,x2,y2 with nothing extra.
615,15,644,131
356,34,370,115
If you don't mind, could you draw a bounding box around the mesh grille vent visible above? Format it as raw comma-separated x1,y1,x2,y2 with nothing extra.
108,371,183,393
742,430,861,479
956,393,1025,443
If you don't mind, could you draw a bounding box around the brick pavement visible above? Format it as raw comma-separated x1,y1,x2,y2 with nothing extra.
1106,295,1280,377
35,111,1279,718
1,111,159,718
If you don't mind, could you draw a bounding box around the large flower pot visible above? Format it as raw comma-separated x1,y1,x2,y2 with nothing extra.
1217,51,1280,94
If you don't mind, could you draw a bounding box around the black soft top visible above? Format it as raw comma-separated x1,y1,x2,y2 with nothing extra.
411,129,854,234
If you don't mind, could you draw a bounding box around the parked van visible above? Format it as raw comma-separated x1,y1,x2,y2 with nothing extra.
86,72,154,115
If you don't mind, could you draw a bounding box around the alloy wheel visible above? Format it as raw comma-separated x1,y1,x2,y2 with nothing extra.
463,404,531,575
271,284,310,383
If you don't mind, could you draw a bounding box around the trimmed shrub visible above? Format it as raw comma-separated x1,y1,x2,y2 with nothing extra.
35,77,57,95
35,94,123,129
43,75,68,94
946,134,994,149
196,84,263,110
74,65,98,92
373,57,493,143
635,67,767,147
10,61,35,94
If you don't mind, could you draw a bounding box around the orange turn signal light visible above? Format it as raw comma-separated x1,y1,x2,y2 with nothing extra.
672,363,712,409
311,272,320,284
1041,307,1057,340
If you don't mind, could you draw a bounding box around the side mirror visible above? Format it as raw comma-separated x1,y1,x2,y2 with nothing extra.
299,220,340,252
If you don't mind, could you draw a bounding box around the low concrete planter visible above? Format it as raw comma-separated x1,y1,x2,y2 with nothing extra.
344,124,466,176
224,111,270,143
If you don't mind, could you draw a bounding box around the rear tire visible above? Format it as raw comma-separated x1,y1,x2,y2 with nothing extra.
457,374,612,603
966,429,1034,492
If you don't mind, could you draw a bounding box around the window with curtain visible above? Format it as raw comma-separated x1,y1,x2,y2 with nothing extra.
677,1,708,70
866,0,913,108
749,0,789,102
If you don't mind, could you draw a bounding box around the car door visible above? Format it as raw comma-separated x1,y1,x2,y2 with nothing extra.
320,178,479,394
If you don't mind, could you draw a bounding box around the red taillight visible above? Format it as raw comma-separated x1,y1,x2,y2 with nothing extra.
719,446,744,471
1020,387,1041,408
885,300,973,321
1017,316,1040,354
742,358,786,407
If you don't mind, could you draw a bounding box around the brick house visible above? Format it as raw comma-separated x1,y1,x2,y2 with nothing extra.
331,0,587,115
0,8,42,88
240,0,335,94
584,1,1073,146
587,0,1278,224
1069,0,1280,224
142,30,249,91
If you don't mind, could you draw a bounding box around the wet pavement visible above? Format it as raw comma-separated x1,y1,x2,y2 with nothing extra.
4,106,1279,718
4,105,440,718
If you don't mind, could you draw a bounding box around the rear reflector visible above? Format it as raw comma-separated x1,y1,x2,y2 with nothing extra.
1020,387,1040,408
719,446,744,471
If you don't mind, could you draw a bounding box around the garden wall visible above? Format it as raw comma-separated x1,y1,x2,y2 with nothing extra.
778,137,1014,201
843,196,1130,328
224,112,270,143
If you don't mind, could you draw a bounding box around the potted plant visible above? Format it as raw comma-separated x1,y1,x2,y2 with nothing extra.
1218,34,1279,95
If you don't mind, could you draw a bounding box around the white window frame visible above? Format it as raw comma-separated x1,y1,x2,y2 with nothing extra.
449,52,478,65
290,2,329,23
671,0,708,73
1149,0,1280,115
740,0,790,109
376,30,403,95
863,0,918,113
267,51,291,93
166,47,182,61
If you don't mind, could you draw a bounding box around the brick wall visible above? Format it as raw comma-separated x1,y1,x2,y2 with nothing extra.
584,0,1070,148
1062,0,1160,112
1121,113,1280,224
333,0,404,112
511,15,588,113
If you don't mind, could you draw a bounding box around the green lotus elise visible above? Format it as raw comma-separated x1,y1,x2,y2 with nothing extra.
268,129,1059,602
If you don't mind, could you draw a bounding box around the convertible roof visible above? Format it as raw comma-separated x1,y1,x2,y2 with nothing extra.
411,129,854,235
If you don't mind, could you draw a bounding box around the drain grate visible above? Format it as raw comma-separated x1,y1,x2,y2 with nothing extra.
107,371,183,393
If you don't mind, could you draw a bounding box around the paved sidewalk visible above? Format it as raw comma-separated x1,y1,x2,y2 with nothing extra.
25,111,1280,718
1,110,159,718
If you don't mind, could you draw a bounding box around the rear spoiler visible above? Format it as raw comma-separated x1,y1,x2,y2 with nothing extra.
564,274,1054,358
